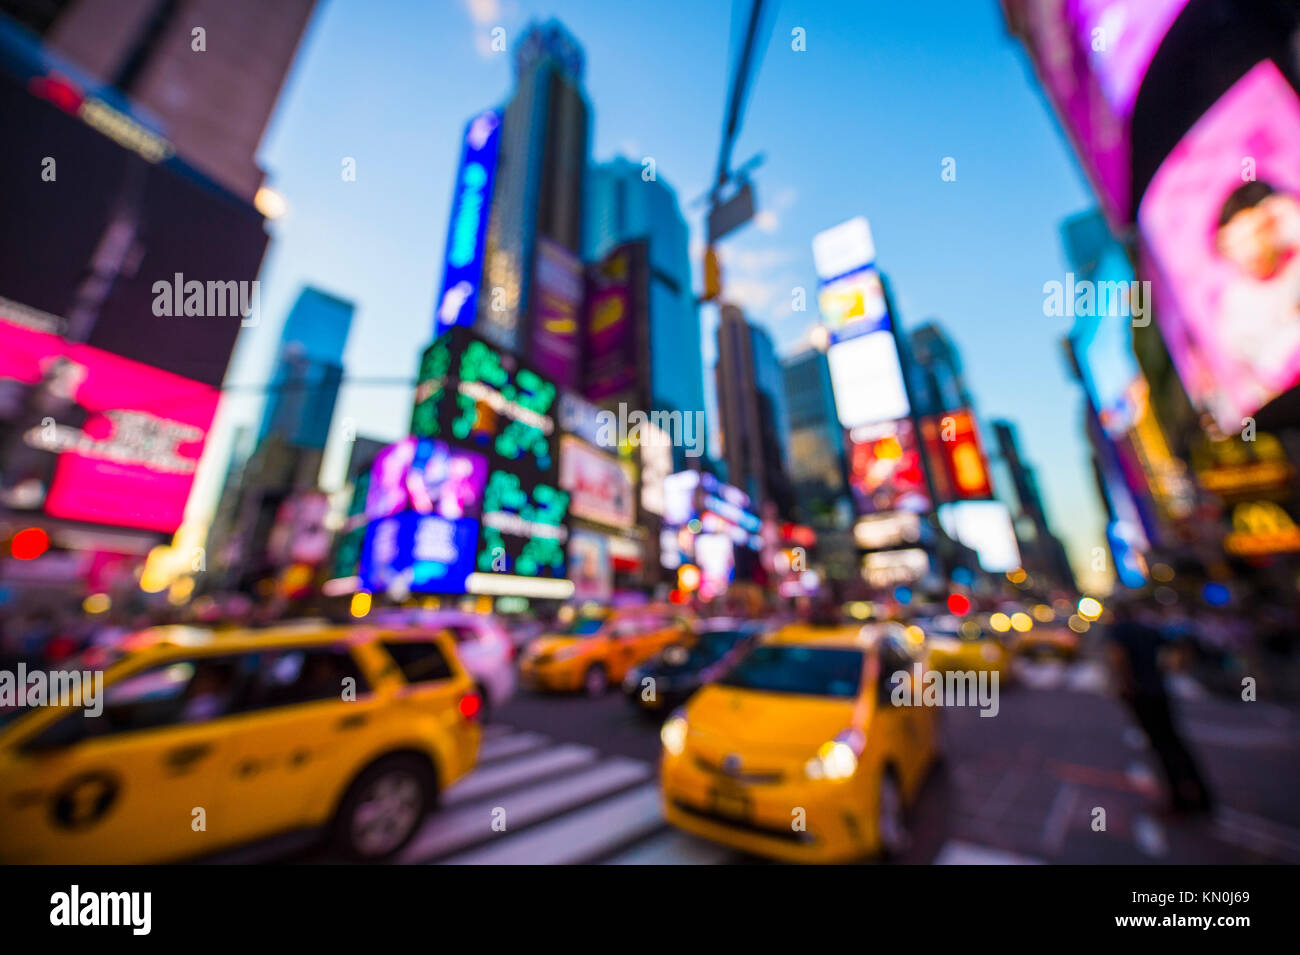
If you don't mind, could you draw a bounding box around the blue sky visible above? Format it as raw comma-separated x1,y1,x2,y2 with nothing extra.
197,0,1108,590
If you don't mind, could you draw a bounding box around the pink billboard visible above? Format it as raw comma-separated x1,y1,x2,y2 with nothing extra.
1138,61,1300,431
1012,0,1188,227
0,316,218,533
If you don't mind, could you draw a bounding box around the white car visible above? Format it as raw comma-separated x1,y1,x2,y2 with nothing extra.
371,609,516,719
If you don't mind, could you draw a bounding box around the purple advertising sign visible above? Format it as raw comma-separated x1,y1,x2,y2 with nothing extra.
583,242,644,401
366,435,488,522
1011,0,1188,228
529,237,583,389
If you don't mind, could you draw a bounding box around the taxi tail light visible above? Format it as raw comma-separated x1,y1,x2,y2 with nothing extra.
458,692,482,720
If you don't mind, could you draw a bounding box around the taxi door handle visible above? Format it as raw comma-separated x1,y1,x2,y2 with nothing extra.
337,713,368,731
164,743,212,770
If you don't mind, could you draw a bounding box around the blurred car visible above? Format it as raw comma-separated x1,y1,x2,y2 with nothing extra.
660,623,939,863
372,608,516,719
622,618,764,715
0,623,482,864
518,605,691,696
1013,625,1080,660
922,615,1013,682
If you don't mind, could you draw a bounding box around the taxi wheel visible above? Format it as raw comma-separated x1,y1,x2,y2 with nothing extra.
876,769,910,861
334,755,435,862
583,664,609,697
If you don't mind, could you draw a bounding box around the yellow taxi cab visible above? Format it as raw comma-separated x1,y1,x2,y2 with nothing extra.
1013,624,1080,660
0,623,481,864
922,616,1013,682
660,623,939,863
519,605,691,696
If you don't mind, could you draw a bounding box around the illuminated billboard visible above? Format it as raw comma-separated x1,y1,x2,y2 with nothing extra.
365,436,488,522
1006,0,1189,227
409,326,570,588
433,110,502,336
938,501,1021,573
559,435,636,529
360,510,480,595
568,529,613,602
827,330,910,428
0,315,217,534
812,217,876,280
853,511,923,550
862,548,930,589
0,66,269,388
583,242,645,401
529,237,583,389
846,418,931,515
818,267,889,344
1138,61,1300,431
924,409,994,501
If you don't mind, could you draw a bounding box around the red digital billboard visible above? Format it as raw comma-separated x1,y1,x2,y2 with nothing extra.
923,409,994,501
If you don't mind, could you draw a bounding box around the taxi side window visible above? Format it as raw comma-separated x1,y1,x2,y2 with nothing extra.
609,619,642,638
381,640,453,684
24,655,249,750
876,639,913,702
244,647,368,710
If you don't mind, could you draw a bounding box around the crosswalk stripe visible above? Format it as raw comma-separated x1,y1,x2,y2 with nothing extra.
439,783,665,865
478,731,551,764
403,757,652,863
444,743,599,806
603,829,741,865
933,840,1045,865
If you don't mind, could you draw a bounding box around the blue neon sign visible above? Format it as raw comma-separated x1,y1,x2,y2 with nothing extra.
434,109,501,336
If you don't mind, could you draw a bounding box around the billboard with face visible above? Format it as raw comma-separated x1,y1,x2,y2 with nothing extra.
1139,61,1300,431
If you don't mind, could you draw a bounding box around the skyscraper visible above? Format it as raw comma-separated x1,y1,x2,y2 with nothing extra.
990,419,1077,593
258,287,353,450
909,321,974,415
781,346,848,525
477,19,589,359
30,0,317,201
206,288,352,591
585,157,707,465
715,305,794,517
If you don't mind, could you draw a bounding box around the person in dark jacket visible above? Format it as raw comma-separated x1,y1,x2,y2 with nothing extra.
1105,598,1213,814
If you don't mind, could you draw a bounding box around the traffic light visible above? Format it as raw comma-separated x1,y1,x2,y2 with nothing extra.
702,245,722,301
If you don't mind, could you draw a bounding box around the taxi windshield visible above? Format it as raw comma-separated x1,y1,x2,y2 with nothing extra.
559,616,606,637
719,645,863,699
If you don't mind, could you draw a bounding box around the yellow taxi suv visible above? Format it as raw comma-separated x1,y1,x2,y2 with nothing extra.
922,615,1013,683
0,623,481,864
661,624,939,863
519,606,691,696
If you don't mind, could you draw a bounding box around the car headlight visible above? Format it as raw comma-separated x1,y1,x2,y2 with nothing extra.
804,730,863,780
661,711,688,756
